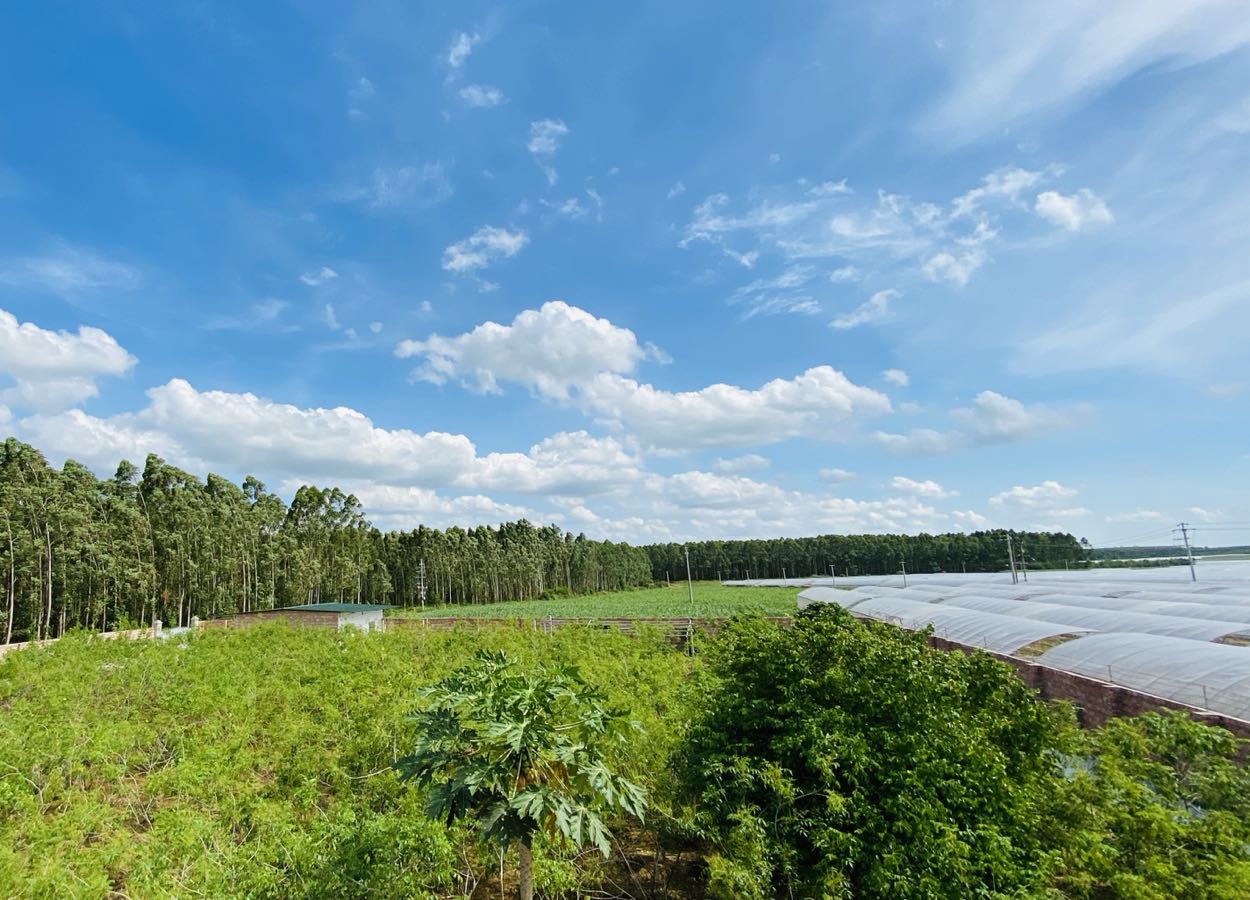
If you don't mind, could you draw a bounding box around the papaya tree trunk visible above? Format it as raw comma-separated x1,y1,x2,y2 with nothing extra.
517,836,533,900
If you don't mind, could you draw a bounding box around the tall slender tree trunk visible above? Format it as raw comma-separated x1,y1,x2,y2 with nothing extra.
517,837,533,900
4,519,14,644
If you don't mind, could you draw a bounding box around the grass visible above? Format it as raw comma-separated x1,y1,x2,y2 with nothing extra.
389,581,800,619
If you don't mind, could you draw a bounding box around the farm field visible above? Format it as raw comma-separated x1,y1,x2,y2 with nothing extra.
4,609,1250,897
389,581,799,620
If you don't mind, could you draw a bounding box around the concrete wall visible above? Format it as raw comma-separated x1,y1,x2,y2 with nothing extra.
208,609,342,630
339,609,384,631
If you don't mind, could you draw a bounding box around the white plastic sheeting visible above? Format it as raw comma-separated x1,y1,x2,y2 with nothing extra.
1038,633,1250,721
803,593,1092,655
934,596,1250,643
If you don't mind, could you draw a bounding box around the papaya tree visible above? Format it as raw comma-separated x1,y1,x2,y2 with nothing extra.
396,650,647,900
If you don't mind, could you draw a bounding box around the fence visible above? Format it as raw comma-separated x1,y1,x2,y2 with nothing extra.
0,621,173,659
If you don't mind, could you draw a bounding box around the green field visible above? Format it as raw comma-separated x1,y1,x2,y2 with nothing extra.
389,581,800,619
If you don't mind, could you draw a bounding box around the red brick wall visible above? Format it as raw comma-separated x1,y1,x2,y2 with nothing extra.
927,635,1250,738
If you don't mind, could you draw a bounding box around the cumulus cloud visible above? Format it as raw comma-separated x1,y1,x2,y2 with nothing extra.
830,289,899,329
1104,509,1165,523
891,476,957,499
0,307,137,411
1034,189,1113,231
459,84,505,108
459,431,644,495
582,366,891,451
882,368,909,387
989,480,1087,518
396,301,645,400
441,225,528,273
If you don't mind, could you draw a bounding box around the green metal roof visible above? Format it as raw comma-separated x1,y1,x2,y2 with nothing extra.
283,603,390,612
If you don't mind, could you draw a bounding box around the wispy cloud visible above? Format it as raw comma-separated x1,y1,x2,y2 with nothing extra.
442,225,529,273
336,162,453,211
0,243,140,296
446,32,480,70
830,289,899,330
459,84,505,108
300,266,338,286
528,119,569,185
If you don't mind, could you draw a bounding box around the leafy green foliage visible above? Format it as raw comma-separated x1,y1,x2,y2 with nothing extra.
678,605,1063,899
0,623,686,896
398,651,647,858
1040,712,1250,899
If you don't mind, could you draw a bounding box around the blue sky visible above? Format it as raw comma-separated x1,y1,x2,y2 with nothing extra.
2,1,1249,546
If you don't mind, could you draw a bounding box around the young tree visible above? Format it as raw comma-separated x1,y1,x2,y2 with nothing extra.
396,650,647,900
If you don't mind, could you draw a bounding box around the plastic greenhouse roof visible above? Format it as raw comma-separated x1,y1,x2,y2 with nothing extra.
1038,633,1250,721
935,596,1250,642
841,596,1092,654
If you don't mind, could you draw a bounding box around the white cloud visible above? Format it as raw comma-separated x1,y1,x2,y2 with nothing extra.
829,265,862,282
874,390,1086,455
300,266,338,286
667,180,686,199
369,321,382,334
459,431,644,495
20,378,479,486
922,249,986,286
730,265,820,319
923,1,1250,140
396,301,645,400
712,454,771,474
0,244,140,296
818,467,857,483
891,475,957,499
1034,189,1113,231
830,289,899,329
347,77,375,119
950,390,1083,442
872,428,955,456
441,225,528,273
582,366,891,451
540,197,587,218
882,368,909,387
0,308,137,411
990,480,1081,511
322,304,340,331
446,32,480,69
724,248,760,269
528,119,570,184
459,84,505,108
951,167,1046,218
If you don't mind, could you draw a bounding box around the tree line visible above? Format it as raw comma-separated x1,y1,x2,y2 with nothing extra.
0,438,651,642
1,436,1085,643
645,529,1088,582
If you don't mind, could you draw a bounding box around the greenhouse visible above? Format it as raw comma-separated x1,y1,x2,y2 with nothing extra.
1038,634,1250,721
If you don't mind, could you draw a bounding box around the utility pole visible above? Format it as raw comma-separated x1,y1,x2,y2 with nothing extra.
417,559,427,609
781,566,787,585
1020,541,1028,583
1006,535,1018,585
900,560,907,587
1176,523,1197,582
684,547,694,609
829,564,835,584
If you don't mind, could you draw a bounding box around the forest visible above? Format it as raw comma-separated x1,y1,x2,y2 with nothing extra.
2,437,1082,643
2,609,1247,898
646,529,1088,582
